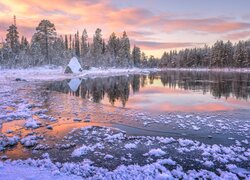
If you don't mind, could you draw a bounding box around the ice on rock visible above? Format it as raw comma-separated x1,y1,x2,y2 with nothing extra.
147,148,166,157
157,158,176,166
0,136,19,151
192,125,200,131
24,119,41,129
124,143,137,149
104,154,114,159
178,139,195,146
71,145,94,157
21,135,39,147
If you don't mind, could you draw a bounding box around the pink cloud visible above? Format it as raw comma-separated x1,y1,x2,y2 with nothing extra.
134,41,204,50
224,31,250,40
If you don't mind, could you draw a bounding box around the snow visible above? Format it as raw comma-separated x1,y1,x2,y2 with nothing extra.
0,65,159,81
24,118,41,129
0,135,19,151
66,57,82,73
124,143,137,149
21,135,39,147
146,148,166,157
71,144,94,157
0,162,83,180
1,156,248,179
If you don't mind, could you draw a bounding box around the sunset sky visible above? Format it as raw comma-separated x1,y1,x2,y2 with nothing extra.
1,0,250,57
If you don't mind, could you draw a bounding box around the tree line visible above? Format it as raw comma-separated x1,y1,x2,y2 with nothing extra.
0,19,143,69
0,18,250,69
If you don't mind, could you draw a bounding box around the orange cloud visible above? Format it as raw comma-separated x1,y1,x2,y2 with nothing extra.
0,0,250,54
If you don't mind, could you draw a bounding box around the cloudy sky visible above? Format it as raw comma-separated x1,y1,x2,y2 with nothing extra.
0,0,250,57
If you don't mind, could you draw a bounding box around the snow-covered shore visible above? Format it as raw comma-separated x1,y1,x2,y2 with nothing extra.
0,66,159,82
1,66,250,82
1,126,249,179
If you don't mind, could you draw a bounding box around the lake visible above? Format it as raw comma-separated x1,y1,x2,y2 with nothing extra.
48,71,250,112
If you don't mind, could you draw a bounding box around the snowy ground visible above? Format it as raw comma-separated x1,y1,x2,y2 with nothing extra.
1,66,250,82
0,66,250,179
0,66,159,82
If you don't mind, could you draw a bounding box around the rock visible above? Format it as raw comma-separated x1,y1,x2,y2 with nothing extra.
46,125,53,130
73,118,82,122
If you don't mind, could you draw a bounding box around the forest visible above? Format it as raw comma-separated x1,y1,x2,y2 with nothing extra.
0,19,250,69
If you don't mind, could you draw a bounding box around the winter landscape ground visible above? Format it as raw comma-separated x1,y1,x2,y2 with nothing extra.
1,0,250,179
0,66,250,179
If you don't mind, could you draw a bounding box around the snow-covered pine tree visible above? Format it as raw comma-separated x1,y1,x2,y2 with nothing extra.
160,51,168,67
80,29,89,57
6,24,19,54
211,40,224,67
132,45,141,67
141,52,148,67
91,28,103,66
224,41,234,67
20,36,29,51
32,20,56,64
107,32,120,66
30,35,43,66
69,35,72,50
233,41,247,68
51,36,66,65
118,31,131,67
75,31,80,57
65,35,68,50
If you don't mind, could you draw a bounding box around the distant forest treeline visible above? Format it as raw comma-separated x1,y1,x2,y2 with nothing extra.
0,19,250,69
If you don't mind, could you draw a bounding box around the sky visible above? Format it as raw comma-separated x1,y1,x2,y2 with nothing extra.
0,0,250,57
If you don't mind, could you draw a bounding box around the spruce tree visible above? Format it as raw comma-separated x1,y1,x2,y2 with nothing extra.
75,31,80,57
6,24,19,53
132,45,141,67
32,20,56,64
65,35,68,50
81,29,88,57
92,28,103,59
119,31,131,67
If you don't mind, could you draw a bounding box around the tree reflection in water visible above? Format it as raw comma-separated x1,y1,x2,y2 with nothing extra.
47,71,250,107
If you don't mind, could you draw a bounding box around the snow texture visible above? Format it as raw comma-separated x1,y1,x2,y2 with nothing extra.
65,57,82,73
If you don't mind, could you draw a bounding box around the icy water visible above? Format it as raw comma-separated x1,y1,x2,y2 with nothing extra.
1,70,250,177
48,71,250,112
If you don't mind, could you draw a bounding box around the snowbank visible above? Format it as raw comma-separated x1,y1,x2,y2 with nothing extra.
0,66,159,82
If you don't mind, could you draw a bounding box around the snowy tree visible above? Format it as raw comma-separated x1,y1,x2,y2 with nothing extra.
224,41,234,67
132,45,141,67
69,35,72,50
118,31,131,67
234,41,247,67
20,36,29,51
65,35,68,50
80,29,89,57
244,41,250,67
51,36,66,65
91,28,103,66
107,32,120,62
6,24,19,54
30,36,43,66
211,41,224,67
75,31,80,57
32,20,56,64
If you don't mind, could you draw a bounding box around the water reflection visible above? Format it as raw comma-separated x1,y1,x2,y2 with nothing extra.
47,71,250,112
